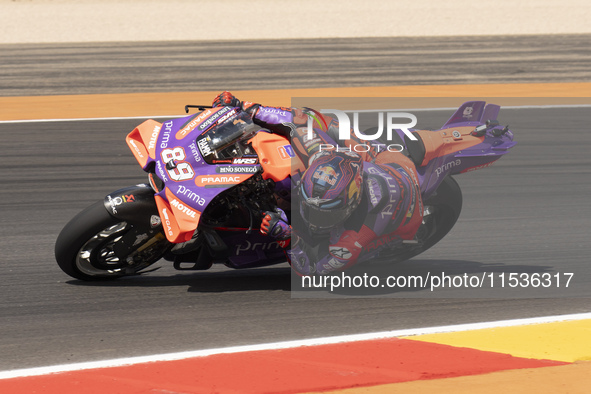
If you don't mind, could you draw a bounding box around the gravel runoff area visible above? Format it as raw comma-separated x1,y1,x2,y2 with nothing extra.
1,0,591,44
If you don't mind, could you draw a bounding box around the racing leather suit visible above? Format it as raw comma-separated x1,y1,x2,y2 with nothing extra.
215,96,423,275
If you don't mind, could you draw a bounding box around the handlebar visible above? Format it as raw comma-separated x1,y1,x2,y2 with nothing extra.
185,104,214,114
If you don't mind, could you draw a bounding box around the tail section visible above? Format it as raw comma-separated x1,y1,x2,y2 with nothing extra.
481,103,500,123
443,101,487,127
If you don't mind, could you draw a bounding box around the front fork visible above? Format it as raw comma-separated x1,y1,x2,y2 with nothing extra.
104,184,170,263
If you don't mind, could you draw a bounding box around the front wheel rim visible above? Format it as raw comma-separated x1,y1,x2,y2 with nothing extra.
75,222,130,277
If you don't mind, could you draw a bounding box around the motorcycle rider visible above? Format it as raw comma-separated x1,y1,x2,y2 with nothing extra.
212,92,423,275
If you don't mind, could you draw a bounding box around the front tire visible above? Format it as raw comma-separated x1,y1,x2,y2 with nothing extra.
55,201,169,281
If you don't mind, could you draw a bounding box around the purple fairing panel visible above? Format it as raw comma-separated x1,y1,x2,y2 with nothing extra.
416,128,516,198
387,102,516,199
415,154,463,198
153,108,261,213
220,231,286,268
444,101,487,127
481,104,500,124
254,106,294,125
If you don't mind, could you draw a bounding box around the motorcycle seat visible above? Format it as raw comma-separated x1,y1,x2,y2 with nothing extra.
404,132,426,166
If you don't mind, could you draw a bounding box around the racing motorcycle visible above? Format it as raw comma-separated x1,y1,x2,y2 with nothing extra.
54,101,516,280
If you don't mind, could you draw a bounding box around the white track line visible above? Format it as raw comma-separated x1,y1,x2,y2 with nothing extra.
1,103,589,379
352,104,591,112
1,312,590,380
0,115,184,124
1,104,590,124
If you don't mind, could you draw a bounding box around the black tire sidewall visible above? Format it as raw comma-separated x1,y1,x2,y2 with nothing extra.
378,176,463,263
54,201,122,280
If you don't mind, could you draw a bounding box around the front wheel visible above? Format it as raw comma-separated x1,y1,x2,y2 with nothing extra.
55,201,170,281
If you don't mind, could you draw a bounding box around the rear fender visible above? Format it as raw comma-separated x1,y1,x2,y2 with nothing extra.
104,184,158,226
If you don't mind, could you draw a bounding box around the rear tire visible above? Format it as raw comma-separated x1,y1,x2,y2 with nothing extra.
380,176,463,263
55,201,168,281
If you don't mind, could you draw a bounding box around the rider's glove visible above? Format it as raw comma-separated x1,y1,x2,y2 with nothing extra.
288,241,315,276
260,208,291,241
212,91,241,108
317,229,368,274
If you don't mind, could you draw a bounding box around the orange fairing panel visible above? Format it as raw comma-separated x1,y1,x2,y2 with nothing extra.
164,188,201,241
154,195,183,243
126,120,162,168
415,126,484,167
248,132,292,181
154,192,200,243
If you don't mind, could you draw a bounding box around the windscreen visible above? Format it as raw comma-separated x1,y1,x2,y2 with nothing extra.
196,111,261,164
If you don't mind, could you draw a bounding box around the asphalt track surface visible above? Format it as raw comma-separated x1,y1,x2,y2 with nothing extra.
1,35,590,371
1,106,590,371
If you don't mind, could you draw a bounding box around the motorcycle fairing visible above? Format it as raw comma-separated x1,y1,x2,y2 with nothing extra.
126,119,162,170
153,110,258,242
154,194,183,243
413,126,485,167
153,192,201,244
481,104,500,124
443,101,488,127
248,131,293,182
104,184,159,223
127,108,292,243
406,101,516,198
222,231,286,269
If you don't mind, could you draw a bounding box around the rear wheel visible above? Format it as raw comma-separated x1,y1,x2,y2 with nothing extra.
379,176,463,263
55,201,170,281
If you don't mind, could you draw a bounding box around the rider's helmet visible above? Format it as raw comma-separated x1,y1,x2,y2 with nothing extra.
299,151,363,234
